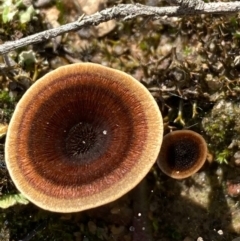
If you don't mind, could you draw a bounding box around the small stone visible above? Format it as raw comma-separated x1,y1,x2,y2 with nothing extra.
217,229,223,235
113,45,124,56
226,181,240,197
110,207,121,214
205,74,222,91
110,225,124,235
233,151,240,166
234,158,240,166
22,0,32,6
88,221,97,234
197,237,204,241
129,226,135,232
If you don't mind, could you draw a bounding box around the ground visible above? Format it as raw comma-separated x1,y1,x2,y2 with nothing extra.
1,0,240,240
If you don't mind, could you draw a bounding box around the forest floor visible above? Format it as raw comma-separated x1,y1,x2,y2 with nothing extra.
1,0,240,240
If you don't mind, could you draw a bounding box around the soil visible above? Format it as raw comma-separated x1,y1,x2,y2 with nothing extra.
1,0,240,240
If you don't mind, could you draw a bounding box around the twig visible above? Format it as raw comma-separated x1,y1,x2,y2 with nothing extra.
165,0,205,10
0,2,240,55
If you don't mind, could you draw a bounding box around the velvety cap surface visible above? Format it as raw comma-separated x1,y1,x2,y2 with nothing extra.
157,130,207,179
5,63,163,212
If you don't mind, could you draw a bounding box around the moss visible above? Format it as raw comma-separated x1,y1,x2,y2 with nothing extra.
202,100,240,164
216,149,231,164
55,0,66,25
0,91,11,105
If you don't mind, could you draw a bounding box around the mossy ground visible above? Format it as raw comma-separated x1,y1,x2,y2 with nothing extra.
1,0,240,240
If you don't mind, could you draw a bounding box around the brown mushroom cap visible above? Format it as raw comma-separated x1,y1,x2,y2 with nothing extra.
5,63,163,213
157,130,207,179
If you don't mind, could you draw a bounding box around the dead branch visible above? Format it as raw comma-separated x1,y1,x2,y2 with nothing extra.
165,0,205,10
0,2,240,55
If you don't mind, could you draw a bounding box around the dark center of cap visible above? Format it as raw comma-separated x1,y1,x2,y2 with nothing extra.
65,121,108,163
166,138,200,171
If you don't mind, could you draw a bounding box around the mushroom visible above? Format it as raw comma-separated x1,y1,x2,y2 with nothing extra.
5,63,163,212
157,130,207,179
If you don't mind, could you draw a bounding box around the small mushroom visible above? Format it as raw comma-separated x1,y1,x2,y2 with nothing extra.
5,63,163,212
157,130,207,179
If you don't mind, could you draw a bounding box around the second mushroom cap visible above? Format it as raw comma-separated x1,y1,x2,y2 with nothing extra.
157,130,207,179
